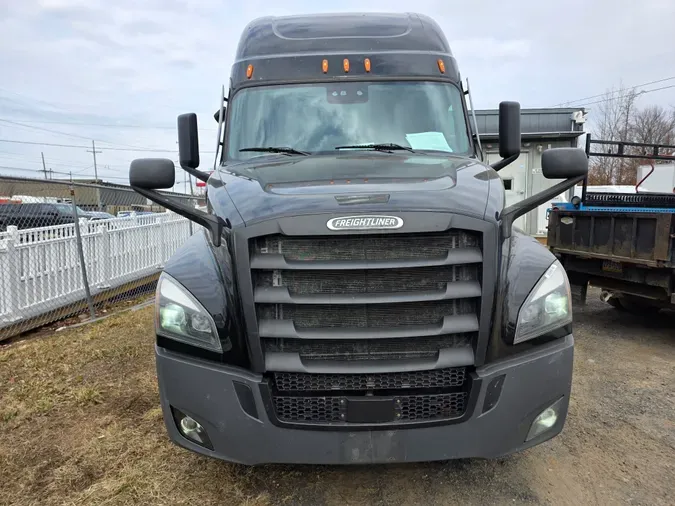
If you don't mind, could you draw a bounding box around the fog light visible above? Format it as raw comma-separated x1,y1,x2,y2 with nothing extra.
180,415,200,434
526,397,564,442
171,407,214,450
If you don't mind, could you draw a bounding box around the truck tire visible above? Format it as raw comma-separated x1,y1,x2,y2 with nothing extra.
613,296,661,315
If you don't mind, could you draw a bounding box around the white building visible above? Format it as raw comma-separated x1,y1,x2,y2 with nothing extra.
474,107,587,236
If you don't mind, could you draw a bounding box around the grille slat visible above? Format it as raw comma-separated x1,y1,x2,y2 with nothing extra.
273,392,468,423
255,266,479,294
250,248,483,270
254,280,481,304
263,334,472,361
253,232,479,262
258,315,479,339
274,368,466,392
258,300,477,329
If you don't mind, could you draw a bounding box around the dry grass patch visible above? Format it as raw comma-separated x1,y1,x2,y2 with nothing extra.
0,308,271,506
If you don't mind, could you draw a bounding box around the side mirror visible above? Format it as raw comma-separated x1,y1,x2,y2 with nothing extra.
498,101,521,159
129,158,175,189
541,148,589,179
178,113,200,169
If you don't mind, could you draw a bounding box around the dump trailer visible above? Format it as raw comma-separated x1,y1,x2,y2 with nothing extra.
128,12,590,465
548,136,675,312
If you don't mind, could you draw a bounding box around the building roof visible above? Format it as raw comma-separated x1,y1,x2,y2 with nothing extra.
474,107,586,140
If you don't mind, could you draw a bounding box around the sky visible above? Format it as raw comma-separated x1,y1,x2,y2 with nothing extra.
1,0,674,191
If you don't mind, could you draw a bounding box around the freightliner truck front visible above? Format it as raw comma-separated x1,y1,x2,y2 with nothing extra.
128,12,590,465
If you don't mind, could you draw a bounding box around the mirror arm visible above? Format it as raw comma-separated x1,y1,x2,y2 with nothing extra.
131,186,230,247
181,164,211,183
500,174,586,238
490,153,519,172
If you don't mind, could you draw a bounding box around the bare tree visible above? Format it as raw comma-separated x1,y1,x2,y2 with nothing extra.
630,105,675,147
588,83,675,185
588,83,640,185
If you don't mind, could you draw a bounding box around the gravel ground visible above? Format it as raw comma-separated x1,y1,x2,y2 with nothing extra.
1,288,673,506
252,289,675,505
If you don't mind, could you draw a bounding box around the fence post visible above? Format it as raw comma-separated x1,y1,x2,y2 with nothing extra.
156,215,165,268
98,224,111,288
71,189,96,320
2,226,22,322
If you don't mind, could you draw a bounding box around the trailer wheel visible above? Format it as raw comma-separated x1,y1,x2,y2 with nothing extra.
606,297,623,310
612,296,661,315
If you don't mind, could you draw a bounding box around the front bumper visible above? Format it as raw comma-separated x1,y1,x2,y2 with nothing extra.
156,335,574,465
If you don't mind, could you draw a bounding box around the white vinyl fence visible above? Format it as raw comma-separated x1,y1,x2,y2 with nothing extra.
0,212,193,336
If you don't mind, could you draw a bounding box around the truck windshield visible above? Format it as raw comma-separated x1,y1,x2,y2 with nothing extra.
225,81,471,162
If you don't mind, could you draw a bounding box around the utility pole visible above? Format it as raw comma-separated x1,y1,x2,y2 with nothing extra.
41,152,48,179
86,140,103,211
86,140,102,182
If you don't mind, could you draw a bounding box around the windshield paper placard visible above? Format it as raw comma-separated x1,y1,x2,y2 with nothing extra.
405,132,453,152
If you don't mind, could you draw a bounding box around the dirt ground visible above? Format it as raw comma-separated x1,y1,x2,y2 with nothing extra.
1,288,673,506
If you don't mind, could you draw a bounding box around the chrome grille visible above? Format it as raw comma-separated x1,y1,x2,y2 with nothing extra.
251,230,482,363
249,228,482,427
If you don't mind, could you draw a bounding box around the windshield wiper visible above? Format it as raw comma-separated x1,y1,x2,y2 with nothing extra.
239,146,310,156
335,143,415,153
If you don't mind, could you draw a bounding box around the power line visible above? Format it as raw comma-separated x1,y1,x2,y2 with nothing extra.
574,84,675,108
0,152,93,169
0,116,217,131
0,164,130,182
553,76,675,107
0,149,95,168
0,87,218,131
0,138,215,153
0,86,85,113
0,118,171,151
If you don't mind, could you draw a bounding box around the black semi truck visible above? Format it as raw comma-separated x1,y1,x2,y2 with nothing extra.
129,12,589,465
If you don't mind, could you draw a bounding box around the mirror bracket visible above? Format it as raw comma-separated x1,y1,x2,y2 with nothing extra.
500,174,586,238
490,153,518,172
181,165,211,183
131,186,230,247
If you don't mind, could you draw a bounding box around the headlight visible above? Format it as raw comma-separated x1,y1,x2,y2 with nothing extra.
514,259,572,344
155,273,222,352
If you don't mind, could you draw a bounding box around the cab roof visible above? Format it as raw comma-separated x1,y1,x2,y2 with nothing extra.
234,12,453,61
229,13,459,88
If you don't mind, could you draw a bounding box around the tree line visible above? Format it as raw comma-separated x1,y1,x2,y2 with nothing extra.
588,84,675,185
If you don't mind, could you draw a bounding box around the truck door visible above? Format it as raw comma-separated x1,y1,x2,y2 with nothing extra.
487,151,529,232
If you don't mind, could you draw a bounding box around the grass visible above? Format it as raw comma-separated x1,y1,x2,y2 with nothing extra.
0,307,271,506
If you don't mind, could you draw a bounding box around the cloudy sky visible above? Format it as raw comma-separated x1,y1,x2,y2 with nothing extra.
1,0,674,190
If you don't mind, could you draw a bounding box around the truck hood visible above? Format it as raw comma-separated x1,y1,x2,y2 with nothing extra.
211,152,503,226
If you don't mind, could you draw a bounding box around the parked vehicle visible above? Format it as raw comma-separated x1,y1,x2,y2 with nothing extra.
117,210,155,218
82,211,116,220
548,136,675,313
0,202,79,230
128,12,589,465
636,163,675,194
